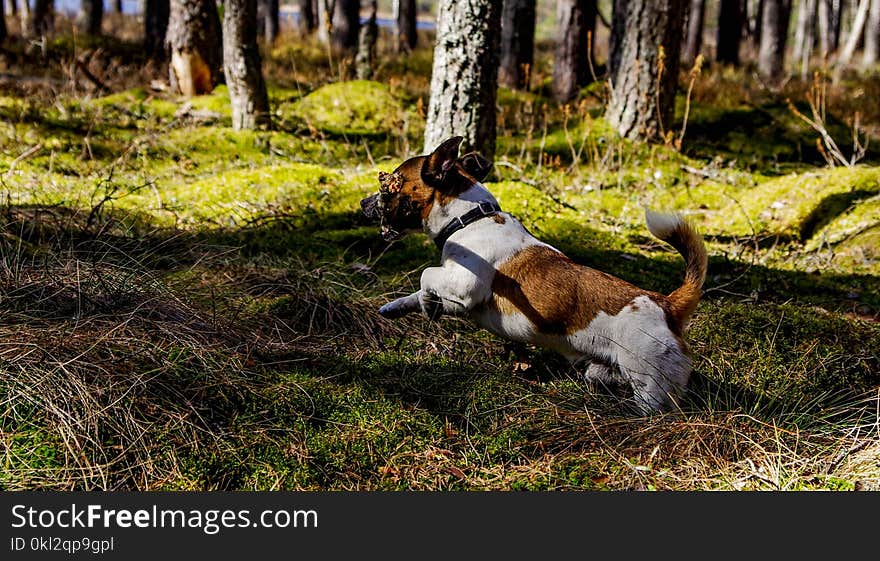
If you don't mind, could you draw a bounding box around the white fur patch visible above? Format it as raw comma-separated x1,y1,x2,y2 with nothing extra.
645,209,684,241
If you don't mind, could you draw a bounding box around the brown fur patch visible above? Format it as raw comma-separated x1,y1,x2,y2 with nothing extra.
492,214,506,224
491,246,674,335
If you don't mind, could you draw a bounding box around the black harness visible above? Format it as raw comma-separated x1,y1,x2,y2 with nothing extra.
433,201,503,250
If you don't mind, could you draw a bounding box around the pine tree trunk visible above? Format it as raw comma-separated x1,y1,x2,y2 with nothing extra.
717,0,744,64
78,0,103,35
683,0,705,64
798,0,817,76
394,0,417,52
607,0,685,141
9,0,16,17
299,0,316,33
331,0,360,52
223,0,270,129
167,0,223,97
29,0,53,36
553,0,597,102
498,0,536,90
114,0,123,13
757,0,792,85
0,0,6,45
19,0,30,38
261,0,279,43
862,0,880,66
356,0,377,79
754,0,765,44
424,0,501,159
145,0,170,58
830,0,842,50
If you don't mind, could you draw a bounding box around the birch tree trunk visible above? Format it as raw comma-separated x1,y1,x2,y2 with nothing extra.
167,0,223,97
836,0,870,68
553,0,596,102
862,0,880,66
223,0,271,129
356,0,378,79
606,0,686,141
424,0,502,159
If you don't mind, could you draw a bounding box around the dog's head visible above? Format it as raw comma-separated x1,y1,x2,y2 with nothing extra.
360,136,493,241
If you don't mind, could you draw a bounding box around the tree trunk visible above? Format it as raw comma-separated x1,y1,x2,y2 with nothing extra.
818,0,832,56
862,0,880,66
356,0,377,79
261,0,279,43
19,0,30,38
299,0,316,33
717,0,744,64
836,0,870,68
797,0,817,76
757,0,792,85
394,0,417,52
607,0,685,141
553,0,597,102
424,0,501,159
498,0,536,90
223,0,270,129
754,0,765,44
114,0,123,13
830,0,842,50
78,0,103,35
29,0,53,36
145,0,170,58
9,0,16,17
683,0,705,65
167,0,223,97
0,0,6,45
331,0,359,52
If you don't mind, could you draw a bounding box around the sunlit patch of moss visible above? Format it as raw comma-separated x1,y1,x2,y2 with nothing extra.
702,166,880,239
287,80,407,136
91,87,178,120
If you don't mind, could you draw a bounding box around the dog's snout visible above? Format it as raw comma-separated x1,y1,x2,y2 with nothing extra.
360,194,380,220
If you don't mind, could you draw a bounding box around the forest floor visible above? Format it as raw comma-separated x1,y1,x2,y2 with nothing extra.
1,29,879,490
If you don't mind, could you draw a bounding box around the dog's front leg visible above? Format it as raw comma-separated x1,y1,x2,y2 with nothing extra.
419,265,486,320
378,292,421,319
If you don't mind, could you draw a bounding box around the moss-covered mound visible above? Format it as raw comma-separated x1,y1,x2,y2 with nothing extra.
288,80,405,136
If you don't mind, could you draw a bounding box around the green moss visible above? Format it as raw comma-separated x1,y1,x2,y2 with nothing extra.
288,80,407,136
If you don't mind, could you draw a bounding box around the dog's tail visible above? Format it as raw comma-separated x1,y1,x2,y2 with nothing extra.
645,210,708,329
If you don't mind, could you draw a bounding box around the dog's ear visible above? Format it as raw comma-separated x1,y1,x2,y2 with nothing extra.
458,152,493,182
423,136,463,185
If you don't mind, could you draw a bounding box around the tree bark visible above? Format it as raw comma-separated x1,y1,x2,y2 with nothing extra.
830,0,842,50
8,0,16,17
29,0,53,36
757,0,792,85
356,0,377,79
394,0,417,52
683,0,705,65
78,0,104,35
424,0,501,159
0,0,6,45
114,0,123,13
863,0,880,66
796,0,817,76
260,0,279,43
607,0,685,141
167,0,224,97
223,0,270,129
754,0,765,44
145,0,170,58
553,0,597,102
299,0,316,33
331,0,360,52
818,0,832,56
498,0,536,90
717,0,744,64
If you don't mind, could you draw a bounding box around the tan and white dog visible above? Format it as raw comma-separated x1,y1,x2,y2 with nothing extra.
360,137,708,413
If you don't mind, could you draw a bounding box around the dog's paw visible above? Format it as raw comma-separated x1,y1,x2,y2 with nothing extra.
420,289,444,321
